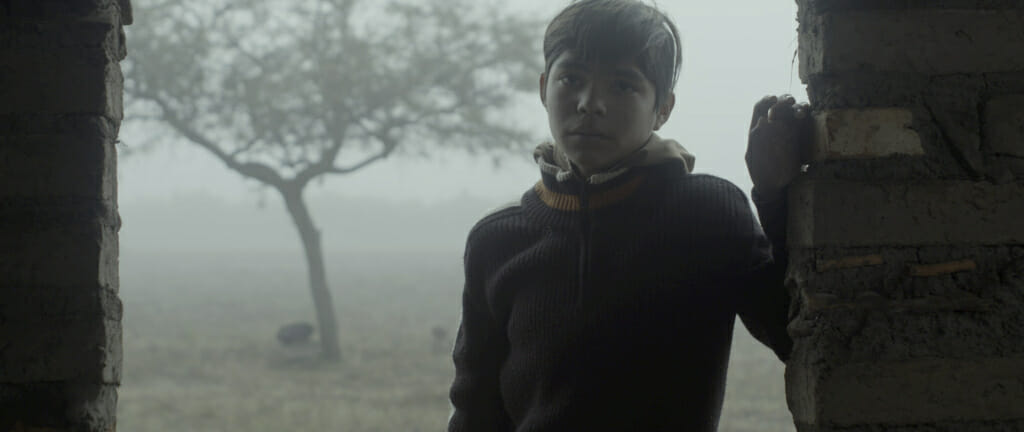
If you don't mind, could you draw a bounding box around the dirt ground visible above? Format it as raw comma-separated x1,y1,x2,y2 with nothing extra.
117,250,794,432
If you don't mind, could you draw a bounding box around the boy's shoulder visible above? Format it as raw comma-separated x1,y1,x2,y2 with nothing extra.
462,200,537,267
466,200,524,242
474,200,521,227
654,172,759,234
661,172,749,205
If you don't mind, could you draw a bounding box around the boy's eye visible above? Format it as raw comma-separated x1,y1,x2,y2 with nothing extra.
558,75,582,86
615,80,638,92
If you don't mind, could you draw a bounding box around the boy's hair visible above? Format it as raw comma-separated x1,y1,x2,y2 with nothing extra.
543,0,682,109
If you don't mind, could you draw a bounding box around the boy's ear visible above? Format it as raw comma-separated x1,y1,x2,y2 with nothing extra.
653,92,676,131
539,73,548,107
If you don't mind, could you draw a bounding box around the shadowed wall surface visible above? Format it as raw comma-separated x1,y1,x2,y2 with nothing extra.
788,1,1024,431
0,0,130,430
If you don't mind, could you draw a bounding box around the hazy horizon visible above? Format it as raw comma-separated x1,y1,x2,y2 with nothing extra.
119,0,804,217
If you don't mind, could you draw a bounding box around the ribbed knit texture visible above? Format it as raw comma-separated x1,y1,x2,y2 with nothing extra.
449,159,791,432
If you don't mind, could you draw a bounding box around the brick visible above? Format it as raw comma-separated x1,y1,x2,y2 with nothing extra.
5,0,123,24
120,0,133,25
0,127,118,199
788,180,1024,247
0,383,119,430
815,254,883,271
0,20,126,63
0,114,118,135
811,109,924,161
66,383,118,430
0,284,121,325
791,304,1024,361
984,94,1024,158
0,198,119,292
786,355,818,425
985,72,1024,96
909,259,977,277
852,310,1024,361
0,21,120,53
794,420,1024,432
814,358,1024,425
0,318,120,384
925,84,987,177
800,10,1024,80
0,50,122,119
805,72,930,109
799,0,1024,14
800,292,996,314
0,224,118,289
0,197,117,228
791,247,1024,318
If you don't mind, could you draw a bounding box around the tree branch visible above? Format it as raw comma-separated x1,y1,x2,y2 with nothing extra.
125,0,540,193
336,124,402,173
292,122,397,186
134,90,286,188
229,135,262,159
329,134,398,175
223,32,270,73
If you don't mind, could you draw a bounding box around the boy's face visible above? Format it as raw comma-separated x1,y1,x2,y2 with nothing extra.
540,50,674,176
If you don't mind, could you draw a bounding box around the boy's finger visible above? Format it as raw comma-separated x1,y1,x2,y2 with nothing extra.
794,105,808,120
746,119,768,161
751,95,777,129
767,101,796,122
751,115,768,134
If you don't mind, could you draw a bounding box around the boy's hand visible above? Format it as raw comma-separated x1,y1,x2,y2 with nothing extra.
745,95,811,196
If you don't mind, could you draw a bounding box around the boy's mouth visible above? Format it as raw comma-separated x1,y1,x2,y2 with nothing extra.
567,128,610,139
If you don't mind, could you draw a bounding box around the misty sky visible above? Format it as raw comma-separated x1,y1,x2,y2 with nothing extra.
119,0,803,204
116,0,805,257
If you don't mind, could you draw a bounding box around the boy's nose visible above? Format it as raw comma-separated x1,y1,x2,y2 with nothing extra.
577,87,607,116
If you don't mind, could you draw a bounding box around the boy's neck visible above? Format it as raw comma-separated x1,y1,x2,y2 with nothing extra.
563,135,656,178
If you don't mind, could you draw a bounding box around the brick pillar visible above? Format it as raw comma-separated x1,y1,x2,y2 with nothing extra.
787,2,1024,431
0,1,130,430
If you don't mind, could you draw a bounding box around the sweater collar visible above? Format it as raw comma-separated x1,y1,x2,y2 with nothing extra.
530,137,696,212
533,135,695,184
533,175,647,211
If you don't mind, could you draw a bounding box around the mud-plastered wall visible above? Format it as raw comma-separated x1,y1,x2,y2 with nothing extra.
0,0,130,430
788,1,1024,431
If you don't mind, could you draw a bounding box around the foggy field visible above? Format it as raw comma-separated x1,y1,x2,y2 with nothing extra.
118,249,794,432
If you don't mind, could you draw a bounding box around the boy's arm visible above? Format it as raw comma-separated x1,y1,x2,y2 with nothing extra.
734,187,793,362
737,93,809,362
751,187,788,255
448,239,512,432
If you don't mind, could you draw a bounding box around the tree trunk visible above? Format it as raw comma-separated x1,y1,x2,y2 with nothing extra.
280,184,342,361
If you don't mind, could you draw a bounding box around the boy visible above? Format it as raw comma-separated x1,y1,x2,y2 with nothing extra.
449,1,807,430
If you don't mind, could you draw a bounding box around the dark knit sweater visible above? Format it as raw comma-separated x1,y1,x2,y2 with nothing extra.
448,158,792,432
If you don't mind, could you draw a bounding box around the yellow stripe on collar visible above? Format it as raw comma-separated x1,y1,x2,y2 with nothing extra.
534,175,646,211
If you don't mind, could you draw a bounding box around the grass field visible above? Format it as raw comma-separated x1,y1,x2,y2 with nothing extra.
117,249,795,432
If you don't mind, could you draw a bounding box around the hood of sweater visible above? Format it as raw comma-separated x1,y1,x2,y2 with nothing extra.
533,135,695,185
530,136,695,212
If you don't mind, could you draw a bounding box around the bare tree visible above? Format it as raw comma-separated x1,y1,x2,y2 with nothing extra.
124,0,541,361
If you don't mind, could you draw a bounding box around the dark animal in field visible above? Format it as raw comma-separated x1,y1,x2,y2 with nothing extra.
277,322,315,346
431,325,449,354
